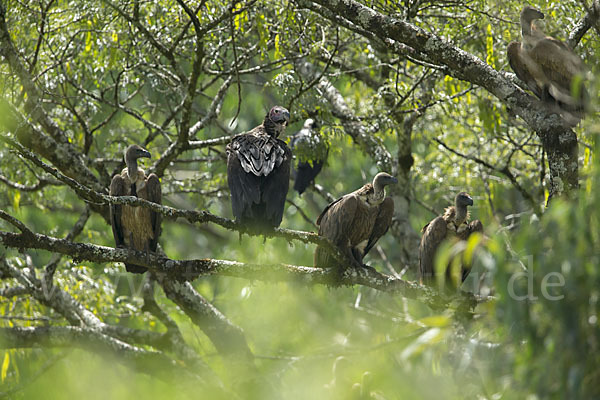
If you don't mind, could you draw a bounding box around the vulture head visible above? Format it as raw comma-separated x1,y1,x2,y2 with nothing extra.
303,118,318,130
372,172,398,199
455,192,474,208
265,105,291,138
520,6,544,36
124,144,151,179
373,172,398,188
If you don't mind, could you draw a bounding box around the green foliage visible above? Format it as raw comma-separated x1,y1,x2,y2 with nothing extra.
0,0,599,398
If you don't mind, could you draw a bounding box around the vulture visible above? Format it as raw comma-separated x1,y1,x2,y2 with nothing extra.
109,144,162,274
314,172,397,270
419,192,483,286
290,118,328,195
507,6,587,121
226,105,292,229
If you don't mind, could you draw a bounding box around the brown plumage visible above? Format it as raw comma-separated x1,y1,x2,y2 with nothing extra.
419,192,482,285
227,106,292,230
314,172,397,269
110,144,161,274
507,6,587,122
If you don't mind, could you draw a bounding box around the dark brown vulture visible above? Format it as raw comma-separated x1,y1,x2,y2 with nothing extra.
226,105,291,229
109,144,162,274
507,6,587,122
314,172,397,269
290,118,329,195
419,192,483,286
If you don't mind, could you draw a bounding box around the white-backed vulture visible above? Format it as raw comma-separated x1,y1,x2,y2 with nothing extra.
226,106,291,229
110,144,162,274
507,6,587,122
314,172,397,269
290,118,328,195
419,192,483,285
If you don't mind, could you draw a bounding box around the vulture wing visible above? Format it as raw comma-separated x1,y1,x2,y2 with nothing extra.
146,173,162,252
109,175,126,248
230,134,286,177
227,150,261,221
457,219,484,282
507,41,544,98
317,194,358,244
468,219,483,235
419,216,448,284
314,194,358,268
293,159,325,195
109,174,146,274
291,124,328,195
261,141,292,226
529,37,586,107
363,197,394,257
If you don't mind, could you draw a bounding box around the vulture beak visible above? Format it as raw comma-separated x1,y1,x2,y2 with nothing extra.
466,195,474,206
389,176,398,185
138,149,151,159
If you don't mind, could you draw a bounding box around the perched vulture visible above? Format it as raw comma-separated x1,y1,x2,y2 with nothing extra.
290,118,328,195
314,172,397,269
507,6,587,121
226,106,292,229
109,145,162,274
419,192,483,286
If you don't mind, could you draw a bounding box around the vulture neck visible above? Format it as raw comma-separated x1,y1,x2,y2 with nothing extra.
369,181,387,205
521,21,544,48
126,158,140,183
263,116,282,138
454,204,469,226
521,17,534,37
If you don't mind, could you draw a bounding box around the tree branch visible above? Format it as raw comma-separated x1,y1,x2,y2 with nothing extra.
300,0,579,199
0,227,480,310
295,59,393,171
0,326,217,390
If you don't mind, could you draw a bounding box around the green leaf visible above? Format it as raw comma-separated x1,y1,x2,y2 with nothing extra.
418,315,451,327
13,190,20,212
1,351,9,383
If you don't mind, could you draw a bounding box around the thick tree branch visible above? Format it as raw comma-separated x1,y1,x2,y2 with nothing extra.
300,0,579,199
0,228,479,310
0,326,215,390
568,0,600,48
0,255,226,385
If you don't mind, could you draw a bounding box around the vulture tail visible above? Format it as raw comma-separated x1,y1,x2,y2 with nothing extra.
125,263,147,274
